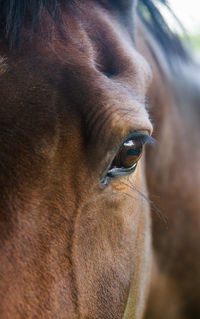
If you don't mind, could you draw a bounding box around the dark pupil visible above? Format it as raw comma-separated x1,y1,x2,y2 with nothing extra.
127,149,141,156
114,140,142,168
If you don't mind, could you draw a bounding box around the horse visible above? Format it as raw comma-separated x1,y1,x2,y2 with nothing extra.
0,0,199,318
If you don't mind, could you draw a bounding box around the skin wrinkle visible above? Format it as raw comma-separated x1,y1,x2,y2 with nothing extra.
85,92,152,156
86,105,152,185
85,84,144,129
88,105,145,148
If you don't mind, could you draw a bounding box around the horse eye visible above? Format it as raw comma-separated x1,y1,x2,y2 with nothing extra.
100,132,153,185
113,139,142,169
106,138,144,179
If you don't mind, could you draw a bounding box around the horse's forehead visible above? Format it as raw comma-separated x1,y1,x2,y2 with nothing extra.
39,16,152,146
0,1,152,157
40,4,151,108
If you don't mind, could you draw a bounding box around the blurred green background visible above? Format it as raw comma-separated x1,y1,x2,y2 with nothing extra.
164,0,200,57
188,33,200,53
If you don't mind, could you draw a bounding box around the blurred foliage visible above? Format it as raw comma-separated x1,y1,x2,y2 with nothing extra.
182,32,200,57
137,0,200,58
189,33,200,51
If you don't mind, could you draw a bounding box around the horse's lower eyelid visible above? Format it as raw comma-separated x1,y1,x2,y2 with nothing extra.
107,163,138,179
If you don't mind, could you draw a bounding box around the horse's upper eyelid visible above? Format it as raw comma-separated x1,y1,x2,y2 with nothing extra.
123,133,155,146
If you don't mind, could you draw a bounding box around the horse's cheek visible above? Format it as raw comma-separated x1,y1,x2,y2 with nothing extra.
72,161,152,318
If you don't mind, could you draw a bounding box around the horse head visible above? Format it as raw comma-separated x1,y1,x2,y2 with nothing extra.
0,1,153,318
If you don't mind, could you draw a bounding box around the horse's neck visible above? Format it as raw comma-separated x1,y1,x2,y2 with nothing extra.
137,21,200,318
137,21,200,192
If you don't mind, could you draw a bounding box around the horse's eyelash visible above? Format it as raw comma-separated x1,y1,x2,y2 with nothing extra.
129,133,155,146
141,135,155,145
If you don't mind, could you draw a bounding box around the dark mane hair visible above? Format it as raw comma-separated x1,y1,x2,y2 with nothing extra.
0,0,63,47
0,0,190,63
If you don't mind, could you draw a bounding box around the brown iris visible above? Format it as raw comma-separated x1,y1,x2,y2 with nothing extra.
112,139,143,169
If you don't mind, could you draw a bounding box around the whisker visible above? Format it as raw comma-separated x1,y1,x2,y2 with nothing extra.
120,178,168,227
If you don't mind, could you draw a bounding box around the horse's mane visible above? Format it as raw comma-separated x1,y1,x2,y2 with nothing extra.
0,0,64,47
